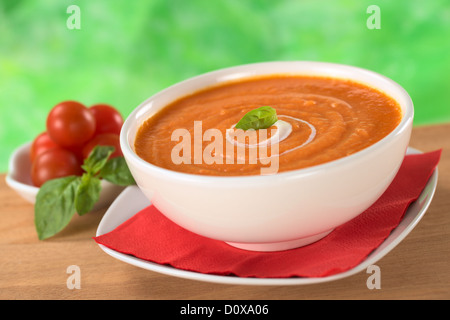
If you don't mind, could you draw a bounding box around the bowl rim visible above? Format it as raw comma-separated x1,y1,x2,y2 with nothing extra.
120,60,414,184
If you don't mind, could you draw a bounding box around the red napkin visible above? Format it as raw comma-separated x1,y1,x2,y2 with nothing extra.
94,150,441,278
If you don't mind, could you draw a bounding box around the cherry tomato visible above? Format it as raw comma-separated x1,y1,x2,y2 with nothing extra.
82,133,123,159
31,148,83,187
89,104,123,135
46,101,96,147
30,132,60,162
63,143,85,163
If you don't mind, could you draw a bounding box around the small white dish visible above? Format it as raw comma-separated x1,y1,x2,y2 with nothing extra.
96,147,438,285
5,142,125,211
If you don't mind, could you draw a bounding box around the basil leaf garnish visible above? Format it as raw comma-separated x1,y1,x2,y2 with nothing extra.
81,145,114,175
74,174,101,216
34,145,136,240
235,106,278,130
100,157,136,186
35,176,81,240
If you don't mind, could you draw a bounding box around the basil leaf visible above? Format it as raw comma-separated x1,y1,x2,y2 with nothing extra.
34,176,81,240
81,145,115,175
235,106,278,130
74,174,102,216
99,157,136,186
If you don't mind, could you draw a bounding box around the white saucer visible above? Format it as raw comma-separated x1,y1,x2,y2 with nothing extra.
95,148,438,285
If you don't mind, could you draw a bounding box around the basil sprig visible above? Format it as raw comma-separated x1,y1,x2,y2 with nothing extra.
34,145,135,240
235,106,278,130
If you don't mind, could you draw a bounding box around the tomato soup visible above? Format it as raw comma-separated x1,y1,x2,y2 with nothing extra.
134,76,402,176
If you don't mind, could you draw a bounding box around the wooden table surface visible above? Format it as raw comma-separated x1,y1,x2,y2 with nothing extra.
1,123,449,300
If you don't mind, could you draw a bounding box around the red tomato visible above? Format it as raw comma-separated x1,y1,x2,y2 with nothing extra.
46,101,96,147
89,104,123,135
82,133,123,159
63,143,85,163
31,148,83,187
30,132,60,162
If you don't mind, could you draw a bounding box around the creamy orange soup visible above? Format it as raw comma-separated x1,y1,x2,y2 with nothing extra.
134,75,402,176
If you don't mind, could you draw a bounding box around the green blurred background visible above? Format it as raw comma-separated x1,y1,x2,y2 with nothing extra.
1,0,449,172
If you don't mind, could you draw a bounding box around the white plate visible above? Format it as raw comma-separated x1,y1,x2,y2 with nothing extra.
95,148,438,285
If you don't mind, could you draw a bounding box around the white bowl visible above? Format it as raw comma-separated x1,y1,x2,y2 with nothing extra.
120,61,414,252
5,142,125,211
